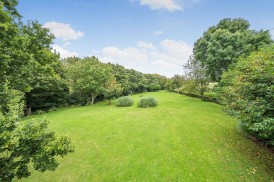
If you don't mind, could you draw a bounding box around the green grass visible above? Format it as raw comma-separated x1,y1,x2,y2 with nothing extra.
20,91,273,181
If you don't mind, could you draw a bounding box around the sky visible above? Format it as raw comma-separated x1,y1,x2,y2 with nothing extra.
17,0,274,77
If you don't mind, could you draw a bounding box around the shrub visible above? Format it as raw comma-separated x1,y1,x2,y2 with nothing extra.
138,97,157,108
220,46,274,146
33,110,45,115
148,83,161,92
116,96,134,107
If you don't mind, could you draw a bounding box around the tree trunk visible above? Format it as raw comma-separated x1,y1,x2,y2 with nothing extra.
91,93,97,105
26,106,32,116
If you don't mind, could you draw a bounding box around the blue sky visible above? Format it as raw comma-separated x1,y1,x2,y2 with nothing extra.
17,0,274,77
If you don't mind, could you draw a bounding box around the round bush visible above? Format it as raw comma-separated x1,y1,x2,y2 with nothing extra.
138,97,158,108
149,83,161,92
116,96,134,107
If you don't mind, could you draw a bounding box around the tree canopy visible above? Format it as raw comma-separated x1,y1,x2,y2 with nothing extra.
0,1,68,114
65,57,115,105
193,18,273,81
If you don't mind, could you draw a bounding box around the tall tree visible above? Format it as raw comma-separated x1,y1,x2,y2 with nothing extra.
166,74,185,92
193,18,273,81
183,55,209,97
65,57,114,105
22,21,68,114
0,3,68,114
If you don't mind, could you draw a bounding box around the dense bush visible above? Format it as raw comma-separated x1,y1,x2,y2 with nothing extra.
220,46,274,146
116,96,134,107
138,97,158,108
148,83,161,92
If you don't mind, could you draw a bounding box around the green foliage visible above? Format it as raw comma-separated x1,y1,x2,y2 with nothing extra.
127,69,148,93
148,83,161,92
0,85,73,181
145,74,167,90
33,109,45,115
22,21,68,113
138,97,157,108
108,63,167,95
67,92,88,106
103,77,122,105
202,83,221,103
108,63,131,95
0,0,20,17
193,18,273,81
116,96,134,107
183,55,210,97
220,46,274,146
166,74,185,92
0,4,68,115
179,79,198,95
65,57,114,105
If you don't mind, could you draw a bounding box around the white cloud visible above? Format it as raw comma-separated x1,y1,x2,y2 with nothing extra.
94,39,192,77
101,46,148,62
153,31,163,36
52,45,78,59
138,0,182,12
132,0,202,12
137,41,157,50
160,39,192,61
43,21,84,40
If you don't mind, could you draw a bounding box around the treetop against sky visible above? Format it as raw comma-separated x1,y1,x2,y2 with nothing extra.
17,0,274,77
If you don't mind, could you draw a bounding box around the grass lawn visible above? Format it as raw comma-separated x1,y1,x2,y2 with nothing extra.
20,91,273,181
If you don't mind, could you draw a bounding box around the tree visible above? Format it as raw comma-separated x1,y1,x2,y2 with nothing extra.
193,18,273,81
183,55,209,97
0,84,73,181
127,69,148,93
22,21,69,114
166,74,185,92
145,74,167,90
0,3,68,115
65,57,114,105
220,46,274,146
103,77,122,105
108,63,130,95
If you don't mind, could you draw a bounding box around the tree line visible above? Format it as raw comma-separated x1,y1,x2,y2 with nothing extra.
63,56,167,107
